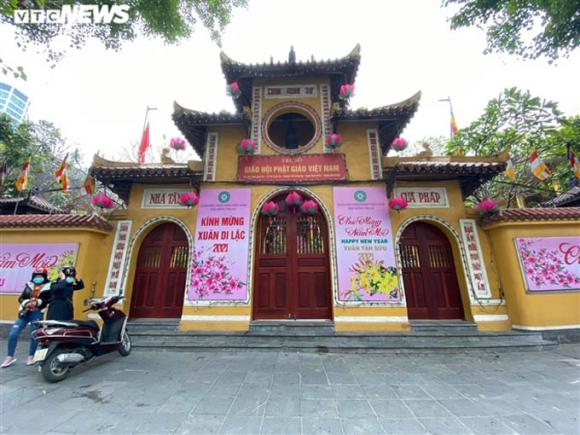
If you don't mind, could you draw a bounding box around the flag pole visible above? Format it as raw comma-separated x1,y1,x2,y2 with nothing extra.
438,97,455,139
140,106,157,163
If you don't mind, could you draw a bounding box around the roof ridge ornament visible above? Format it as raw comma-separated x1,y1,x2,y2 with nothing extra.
289,46,296,64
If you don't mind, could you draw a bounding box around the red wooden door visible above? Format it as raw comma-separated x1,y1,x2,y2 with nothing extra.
253,195,332,320
130,223,189,318
399,222,464,320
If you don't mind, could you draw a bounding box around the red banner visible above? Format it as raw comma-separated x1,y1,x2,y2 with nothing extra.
238,154,347,182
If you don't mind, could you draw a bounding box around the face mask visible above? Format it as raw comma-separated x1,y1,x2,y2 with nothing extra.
65,277,74,284
32,277,44,284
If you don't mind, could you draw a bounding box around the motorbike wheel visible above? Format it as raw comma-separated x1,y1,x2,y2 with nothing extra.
118,331,131,356
41,349,71,383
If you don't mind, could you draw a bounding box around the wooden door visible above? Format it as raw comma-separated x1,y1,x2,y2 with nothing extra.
399,222,464,320
130,223,189,318
253,195,332,320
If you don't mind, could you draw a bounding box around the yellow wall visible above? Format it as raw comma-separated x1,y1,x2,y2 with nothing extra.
486,221,580,329
209,78,378,184
0,228,111,321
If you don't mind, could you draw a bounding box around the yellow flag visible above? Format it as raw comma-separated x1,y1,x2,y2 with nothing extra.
15,158,31,192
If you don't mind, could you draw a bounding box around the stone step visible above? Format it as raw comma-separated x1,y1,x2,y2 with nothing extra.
129,330,557,352
248,320,335,336
127,319,180,333
410,320,479,336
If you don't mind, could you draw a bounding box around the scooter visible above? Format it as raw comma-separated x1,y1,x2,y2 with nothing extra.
32,295,131,383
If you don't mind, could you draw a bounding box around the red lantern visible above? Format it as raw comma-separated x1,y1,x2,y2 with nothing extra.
391,137,408,152
261,201,279,216
477,198,499,216
285,191,303,207
91,193,114,209
301,200,318,215
178,192,199,207
388,196,408,211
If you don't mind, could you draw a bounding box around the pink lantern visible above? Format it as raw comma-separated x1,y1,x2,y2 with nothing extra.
339,84,355,101
261,201,279,217
285,191,303,208
92,193,114,209
388,196,408,212
238,138,257,155
325,133,343,149
301,199,318,215
178,192,199,207
226,82,241,99
169,137,187,151
477,198,499,216
391,137,408,152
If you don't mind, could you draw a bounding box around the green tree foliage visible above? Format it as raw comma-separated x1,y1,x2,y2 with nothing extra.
1,0,247,64
443,0,580,61
0,113,88,210
446,87,579,207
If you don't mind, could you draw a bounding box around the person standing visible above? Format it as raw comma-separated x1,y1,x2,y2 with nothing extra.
1,268,51,368
46,266,84,321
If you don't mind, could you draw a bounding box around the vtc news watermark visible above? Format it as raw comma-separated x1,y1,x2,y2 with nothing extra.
14,4,129,24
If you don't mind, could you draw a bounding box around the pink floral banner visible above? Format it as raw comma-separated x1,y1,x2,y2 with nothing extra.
333,187,400,302
189,189,251,301
515,237,580,292
0,244,79,294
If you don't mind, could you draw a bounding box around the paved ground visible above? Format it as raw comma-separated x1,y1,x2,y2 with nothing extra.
0,342,579,435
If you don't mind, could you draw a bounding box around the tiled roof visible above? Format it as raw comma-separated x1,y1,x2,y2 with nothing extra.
542,185,580,207
0,195,66,214
221,45,361,112
335,91,421,121
0,214,113,231
221,44,360,84
481,207,580,227
384,158,506,175
90,155,203,180
384,157,506,197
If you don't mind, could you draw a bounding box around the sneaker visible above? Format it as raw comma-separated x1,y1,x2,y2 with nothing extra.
1,357,16,368
26,356,35,366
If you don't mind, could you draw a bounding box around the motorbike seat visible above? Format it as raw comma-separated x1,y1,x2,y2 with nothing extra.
70,320,100,330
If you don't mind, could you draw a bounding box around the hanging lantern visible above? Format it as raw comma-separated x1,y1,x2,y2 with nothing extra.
325,133,343,150
388,196,408,212
261,201,279,217
301,200,318,215
169,137,187,151
238,138,257,156
285,191,303,208
178,192,199,207
339,84,355,101
92,193,114,209
391,137,408,152
477,198,499,216
226,82,241,99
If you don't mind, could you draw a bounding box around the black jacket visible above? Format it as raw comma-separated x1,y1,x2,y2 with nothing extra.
46,278,85,321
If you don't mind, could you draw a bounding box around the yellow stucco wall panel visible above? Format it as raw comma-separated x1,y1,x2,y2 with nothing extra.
486,221,580,328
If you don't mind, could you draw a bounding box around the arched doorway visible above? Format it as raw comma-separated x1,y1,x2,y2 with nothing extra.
130,222,189,318
253,193,332,320
399,221,464,320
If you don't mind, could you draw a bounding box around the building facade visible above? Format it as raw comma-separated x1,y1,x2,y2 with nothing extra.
0,82,29,124
1,47,578,334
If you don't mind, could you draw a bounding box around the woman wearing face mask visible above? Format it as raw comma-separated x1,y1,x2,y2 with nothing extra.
1,268,51,368
46,266,85,321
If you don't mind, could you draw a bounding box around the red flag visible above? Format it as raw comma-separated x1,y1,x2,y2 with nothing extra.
138,123,150,164
55,153,68,179
15,157,31,192
83,175,96,195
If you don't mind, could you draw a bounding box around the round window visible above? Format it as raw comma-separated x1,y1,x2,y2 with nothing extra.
268,113,314,151
262,102,322,154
